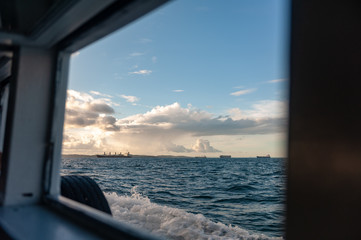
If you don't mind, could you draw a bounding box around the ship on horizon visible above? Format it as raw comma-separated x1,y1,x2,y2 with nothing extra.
256,154,271,158
97,152,131,158
220,155,231,158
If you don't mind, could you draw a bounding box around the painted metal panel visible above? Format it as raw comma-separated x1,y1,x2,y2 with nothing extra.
0,205,101,239
45,52,70,197
1,47,55,205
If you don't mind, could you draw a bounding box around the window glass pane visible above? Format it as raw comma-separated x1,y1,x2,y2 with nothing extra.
0,50,12,173
62,0,289,239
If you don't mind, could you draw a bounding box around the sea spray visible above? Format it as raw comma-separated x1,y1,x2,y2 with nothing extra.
62,157,286,238
105,188,283,240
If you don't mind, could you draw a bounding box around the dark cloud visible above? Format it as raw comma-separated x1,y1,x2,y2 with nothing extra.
88,103,114,114
98,116,120,131
65,90,117,129
65,109,79,116
66,116,97,127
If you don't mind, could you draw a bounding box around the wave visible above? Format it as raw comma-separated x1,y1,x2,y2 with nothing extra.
226,184,257,192
105,187,283,240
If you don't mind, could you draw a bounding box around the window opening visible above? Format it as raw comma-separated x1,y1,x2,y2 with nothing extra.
61,0,289,239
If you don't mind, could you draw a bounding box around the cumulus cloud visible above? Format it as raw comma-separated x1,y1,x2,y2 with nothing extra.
162,139,219,153
64,90,287,154
192,139,220,152
65,90,117,131
229,100,287,120
230,88,256,96
172,90,184,92
97,116,120,131
62,127,115,154
129,70,152,75
88,103,114,114
120,95,140,103
163,142,193,153
116,102,284,137
63,134,101,150
267,78,286,83
118,103,212,127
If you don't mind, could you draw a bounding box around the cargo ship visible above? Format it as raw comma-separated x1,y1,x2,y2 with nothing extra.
97,152,131,158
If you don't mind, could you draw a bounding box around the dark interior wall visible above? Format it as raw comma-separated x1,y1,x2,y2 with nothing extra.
287,1,361,239
0,0,59,34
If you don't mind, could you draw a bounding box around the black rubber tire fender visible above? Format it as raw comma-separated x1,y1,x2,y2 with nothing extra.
61,175,112,215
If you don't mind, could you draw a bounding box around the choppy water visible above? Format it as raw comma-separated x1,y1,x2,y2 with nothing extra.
61,157,286,239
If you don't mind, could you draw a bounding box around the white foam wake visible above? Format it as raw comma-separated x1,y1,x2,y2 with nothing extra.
105,188,283,240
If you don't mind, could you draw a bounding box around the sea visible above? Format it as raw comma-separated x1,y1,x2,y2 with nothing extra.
61,156,286,240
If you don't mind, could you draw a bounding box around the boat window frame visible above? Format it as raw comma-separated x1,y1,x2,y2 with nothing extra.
0,1,169,239
43,1,170,238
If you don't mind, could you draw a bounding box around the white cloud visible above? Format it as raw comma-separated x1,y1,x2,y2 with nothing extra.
120,95,140,103
192,139,220,153
90,91,113,98
162,139,219,153
229,100,288,120
230,88,256,96
67,90,93,102
62,128,114,154
267,78,287,83
163,142,193,153
117,102,284,137
63,91,287,155
68,98,284,136
129,52,145,57
129,70,152,75
172,90,184,92
119,103,212,126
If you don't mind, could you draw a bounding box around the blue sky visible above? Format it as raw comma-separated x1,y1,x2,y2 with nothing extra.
63,0,289,157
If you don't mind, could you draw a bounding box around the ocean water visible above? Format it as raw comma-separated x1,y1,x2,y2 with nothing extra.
61,157,286,240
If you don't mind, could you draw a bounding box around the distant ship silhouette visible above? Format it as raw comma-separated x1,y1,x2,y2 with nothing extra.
96,152,131,158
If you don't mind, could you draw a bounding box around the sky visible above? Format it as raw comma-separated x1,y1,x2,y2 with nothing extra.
63,0,290,157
